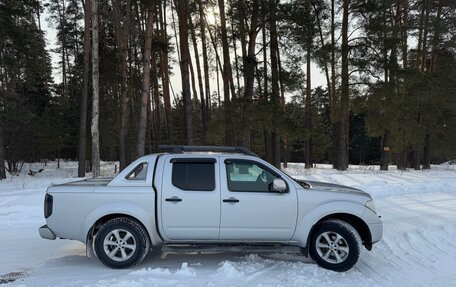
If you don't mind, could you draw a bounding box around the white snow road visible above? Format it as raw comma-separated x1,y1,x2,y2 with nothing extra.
0,162,455,287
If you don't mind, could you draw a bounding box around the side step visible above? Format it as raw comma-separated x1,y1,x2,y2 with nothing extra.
159,244,302,259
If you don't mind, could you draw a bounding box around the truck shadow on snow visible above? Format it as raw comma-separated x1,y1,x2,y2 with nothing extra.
48,249,313,271
139,250,313,270
15,252,315,285
0,271,29,284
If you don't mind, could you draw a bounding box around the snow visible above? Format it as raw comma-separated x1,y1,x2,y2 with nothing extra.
1,161,456,287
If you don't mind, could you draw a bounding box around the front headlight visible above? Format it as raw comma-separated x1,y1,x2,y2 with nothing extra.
365,200,377,214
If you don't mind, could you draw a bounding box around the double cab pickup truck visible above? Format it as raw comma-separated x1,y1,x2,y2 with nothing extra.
39,145,382,272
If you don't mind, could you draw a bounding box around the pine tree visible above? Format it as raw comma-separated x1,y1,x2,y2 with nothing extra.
137,0,155,157
91,0,100,177
174,0,193,145
78,0,91,177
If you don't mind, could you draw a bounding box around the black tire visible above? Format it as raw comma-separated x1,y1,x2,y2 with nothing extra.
309,219,362,272
93,217,150,269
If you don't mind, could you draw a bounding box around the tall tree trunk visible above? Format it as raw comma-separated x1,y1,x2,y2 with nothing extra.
412,149,420,170
261,129,269,161
305,15,312,169
159,0,173,144
216,56,221,107
314,2,337,167
430,0,441,73
241,0,259,149
151,32,161,147
171,0,180,61
421,0,430,73
415,0,425,68
312,2,332,117
78,0,91,177
423,132,431,169
147,95,153,153
60,0,67,102
175,0,193,144
397,150,407,170
262,2,268,101
137,1,155,157
113,0,130,170
218,0,236,146
330,0,338,169
205,16,224,84
269,0,280,168
282,135,288,168
0,128,6,180
278,48,286,109
91,0,100,177
380,4,390,171
272,131,280,168
422,0,442,170
232,21,240,96
262,3,269,160
188,50,198,102
402,0,418,170
189,13,207,144
401,0,408,69
196,0,211,113
218,0,234,145
337,0,349,171
380,130,389,170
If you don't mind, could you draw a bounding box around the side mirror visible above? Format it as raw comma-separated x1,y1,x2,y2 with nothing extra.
272,178,287,193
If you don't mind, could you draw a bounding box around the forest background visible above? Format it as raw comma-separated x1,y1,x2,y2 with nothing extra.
0,0,455,178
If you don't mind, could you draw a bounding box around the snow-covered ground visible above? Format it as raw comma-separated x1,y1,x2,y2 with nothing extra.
1,161,455,287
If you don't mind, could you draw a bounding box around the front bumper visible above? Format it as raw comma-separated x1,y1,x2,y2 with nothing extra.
39,225,56,240
369,222,383,244
362,207,383,244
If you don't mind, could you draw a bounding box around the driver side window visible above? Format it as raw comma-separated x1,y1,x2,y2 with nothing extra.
225,160,279,192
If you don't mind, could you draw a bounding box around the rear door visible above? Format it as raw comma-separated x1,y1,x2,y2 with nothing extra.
160,156,220,240
219,158,298,241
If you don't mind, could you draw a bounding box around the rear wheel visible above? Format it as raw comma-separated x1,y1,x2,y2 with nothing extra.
94,217,150,268
309,219,362,272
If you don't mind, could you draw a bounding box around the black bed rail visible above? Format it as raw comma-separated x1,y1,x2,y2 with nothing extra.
158,145,258,157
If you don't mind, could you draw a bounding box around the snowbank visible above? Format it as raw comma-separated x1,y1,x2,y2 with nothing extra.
0,161,455,287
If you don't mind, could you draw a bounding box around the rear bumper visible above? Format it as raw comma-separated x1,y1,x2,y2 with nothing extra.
39,225,56,240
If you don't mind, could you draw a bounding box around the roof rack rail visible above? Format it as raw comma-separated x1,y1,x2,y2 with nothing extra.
158,145,258,157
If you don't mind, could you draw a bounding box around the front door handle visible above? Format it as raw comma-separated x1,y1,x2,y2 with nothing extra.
165,196,182,203
223,197,239,203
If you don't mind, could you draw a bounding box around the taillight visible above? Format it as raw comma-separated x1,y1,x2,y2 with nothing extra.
44,194,53,218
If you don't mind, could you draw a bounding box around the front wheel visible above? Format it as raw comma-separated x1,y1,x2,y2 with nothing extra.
309,219,362,272
94,217,150,268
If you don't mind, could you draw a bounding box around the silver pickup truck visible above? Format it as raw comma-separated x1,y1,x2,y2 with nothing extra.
39,145,382,272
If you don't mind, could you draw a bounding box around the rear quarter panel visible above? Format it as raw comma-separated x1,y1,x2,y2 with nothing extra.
46,185,158,244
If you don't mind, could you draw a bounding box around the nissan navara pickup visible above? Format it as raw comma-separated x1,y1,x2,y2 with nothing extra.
39,145,383,272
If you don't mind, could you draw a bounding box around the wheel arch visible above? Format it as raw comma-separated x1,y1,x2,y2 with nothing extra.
88,213,146,237
81,203,161,246
302,212,372,256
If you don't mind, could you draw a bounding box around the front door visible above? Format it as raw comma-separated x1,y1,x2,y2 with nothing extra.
161,156,220,240
219,158,298,241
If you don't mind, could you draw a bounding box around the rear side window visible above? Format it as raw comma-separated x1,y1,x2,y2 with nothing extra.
172,161,215,191
126,162,148,180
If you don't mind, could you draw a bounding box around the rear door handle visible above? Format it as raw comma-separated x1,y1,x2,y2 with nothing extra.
223,197,239,203
165,196,182,202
